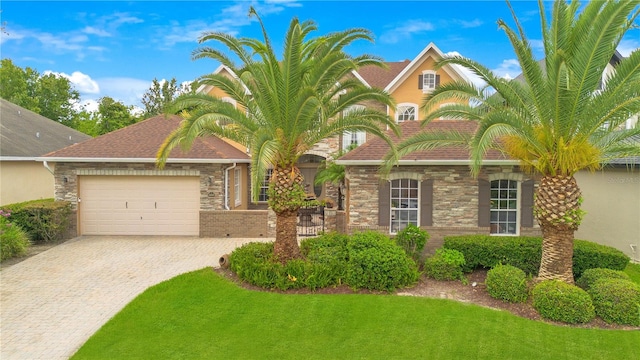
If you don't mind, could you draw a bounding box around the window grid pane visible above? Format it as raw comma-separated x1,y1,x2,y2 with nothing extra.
490,179,518,235
258,169,273,202
397,106,416,122
390,179,419,233
423,73,436,89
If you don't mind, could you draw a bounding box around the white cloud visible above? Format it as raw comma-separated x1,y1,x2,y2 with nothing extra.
43,70,100,94
83,26,110,37
491,59,521,80
96,77,153,108
380,20,435,44
454,19,483,28
617,39,639,57
444,51,486,88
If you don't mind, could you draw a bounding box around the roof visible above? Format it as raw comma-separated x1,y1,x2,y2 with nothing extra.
41,114,251,163
336,120,514,165
357,60,410,89
0,98,92,159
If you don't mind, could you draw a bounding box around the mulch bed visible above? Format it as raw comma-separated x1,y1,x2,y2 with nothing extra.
215,267,639,331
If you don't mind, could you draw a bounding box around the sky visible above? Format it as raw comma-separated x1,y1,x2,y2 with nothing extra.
1,0,639,113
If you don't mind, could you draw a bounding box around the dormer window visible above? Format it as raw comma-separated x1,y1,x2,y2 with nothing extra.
396,103,418,123
419,70,440,93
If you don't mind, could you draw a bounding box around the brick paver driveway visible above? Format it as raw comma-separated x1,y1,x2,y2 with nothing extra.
0,236,272,360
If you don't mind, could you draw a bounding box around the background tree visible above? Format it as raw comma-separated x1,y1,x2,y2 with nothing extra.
387,0,640,284
141,78,195,117
94,96,138,135
158,8,398,263
0,59,79,124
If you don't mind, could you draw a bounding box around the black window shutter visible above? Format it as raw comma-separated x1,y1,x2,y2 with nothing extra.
478,179,490,227
378,181,390,226
418,75,423,89
521,180,535,227
435,75,441,86
420,179,433,226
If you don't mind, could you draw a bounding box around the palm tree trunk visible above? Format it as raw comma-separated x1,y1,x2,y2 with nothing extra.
534,175,582,284
270,166,305,263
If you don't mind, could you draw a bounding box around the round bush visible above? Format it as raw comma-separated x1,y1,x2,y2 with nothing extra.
345,231,419,292
0,213,30,261
532,280,595,324
576,268,631,291
394,224,429,261
588,279,640,326
485,264,528,303
424,248,466,281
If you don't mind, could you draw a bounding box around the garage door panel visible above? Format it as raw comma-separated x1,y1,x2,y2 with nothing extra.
79,176,199,236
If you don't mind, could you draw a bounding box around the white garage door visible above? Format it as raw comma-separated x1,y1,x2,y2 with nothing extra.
79,176,200,236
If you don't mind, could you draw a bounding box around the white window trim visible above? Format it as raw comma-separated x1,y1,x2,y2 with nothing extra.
234,168,241,206
422,70,437,93
396,103,418,123
257,168,273,203
488,173,523,236
342,105,367,150
389,178,420,234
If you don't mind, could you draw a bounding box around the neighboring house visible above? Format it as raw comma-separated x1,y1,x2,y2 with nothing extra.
0,98,91,206
39,115,255,237
575,157,640,262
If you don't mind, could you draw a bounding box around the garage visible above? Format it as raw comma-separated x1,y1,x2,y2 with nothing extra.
79,176,200,236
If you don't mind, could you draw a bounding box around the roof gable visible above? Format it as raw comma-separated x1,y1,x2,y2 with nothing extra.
42,114,250,163
0,99,91,158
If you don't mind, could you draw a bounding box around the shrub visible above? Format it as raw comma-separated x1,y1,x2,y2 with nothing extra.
532,280,595,324
424,248,466,281
394,224,429,261
588,279,640,326
485,264,529,303
443,235,630,277
576,268,631,291
2,199,72,242
345,231,419,292
0,210,30,261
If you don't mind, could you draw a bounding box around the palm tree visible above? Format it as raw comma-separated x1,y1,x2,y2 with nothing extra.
386,0,640,283
157,8,398,263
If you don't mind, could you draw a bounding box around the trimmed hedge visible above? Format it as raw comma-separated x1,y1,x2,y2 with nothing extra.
229,232,419,292
393,224,429,261
424,248,466,281
1,199,71,242
485,264,529,303
588,279,640,326
532,280,595,324
576,268,631,291
0,209,31,261
443,235,629,278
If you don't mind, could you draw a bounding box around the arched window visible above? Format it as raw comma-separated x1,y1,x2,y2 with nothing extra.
396,103,418,123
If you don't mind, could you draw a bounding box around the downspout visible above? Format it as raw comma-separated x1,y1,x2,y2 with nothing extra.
224,163,237,210
43,161,54,175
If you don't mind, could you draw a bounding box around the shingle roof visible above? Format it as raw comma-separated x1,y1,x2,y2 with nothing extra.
43,114,250,162
356,60,410,89
338,120,510,163
0,98,92,158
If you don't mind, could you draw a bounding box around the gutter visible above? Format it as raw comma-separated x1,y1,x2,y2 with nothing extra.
334,159,520,166
224,163,237,210
34,157,251,164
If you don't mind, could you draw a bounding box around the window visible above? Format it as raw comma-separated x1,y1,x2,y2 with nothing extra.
234,168,241,206
390,179,419,233
419,70,439,93
490,179,518,235
258,169,273,202
342,105,366,150
396,103,417,123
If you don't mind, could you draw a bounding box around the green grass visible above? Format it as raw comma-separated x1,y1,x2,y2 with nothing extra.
624,262,640,284
72,269,639,360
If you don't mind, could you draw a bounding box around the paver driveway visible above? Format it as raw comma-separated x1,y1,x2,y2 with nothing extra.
0,235,272,360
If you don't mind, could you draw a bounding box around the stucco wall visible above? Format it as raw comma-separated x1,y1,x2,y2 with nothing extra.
575,168,640,262
0,161,54,205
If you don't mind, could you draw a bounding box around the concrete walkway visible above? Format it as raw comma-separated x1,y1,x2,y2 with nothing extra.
0,236,272,360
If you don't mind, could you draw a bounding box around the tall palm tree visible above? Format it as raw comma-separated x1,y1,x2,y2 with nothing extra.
157,8,398,263
387,0,640,283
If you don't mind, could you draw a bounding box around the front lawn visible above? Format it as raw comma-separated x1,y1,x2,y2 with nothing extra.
72,268,639,360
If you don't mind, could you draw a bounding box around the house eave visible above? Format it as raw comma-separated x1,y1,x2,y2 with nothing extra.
335,159,519,166
35,157,251,164
0,156,39,161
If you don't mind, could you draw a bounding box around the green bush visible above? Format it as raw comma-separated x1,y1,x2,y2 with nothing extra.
345,231,419,292
0,210,30,261
424,248,466,281
443,235,630,278
485,264,529,303
2,199,72,242
394,224,429,261
532,280,595,324
576,268,631,291
588,279,640,326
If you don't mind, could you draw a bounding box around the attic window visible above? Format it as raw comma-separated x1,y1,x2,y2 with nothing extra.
419,70,440,93
396,103,417,123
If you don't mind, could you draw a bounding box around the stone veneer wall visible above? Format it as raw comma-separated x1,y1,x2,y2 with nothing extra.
53,162,227,211
200,210,269,237
345,164,539,236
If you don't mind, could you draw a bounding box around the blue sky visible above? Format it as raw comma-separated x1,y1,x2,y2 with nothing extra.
1,1,639,112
